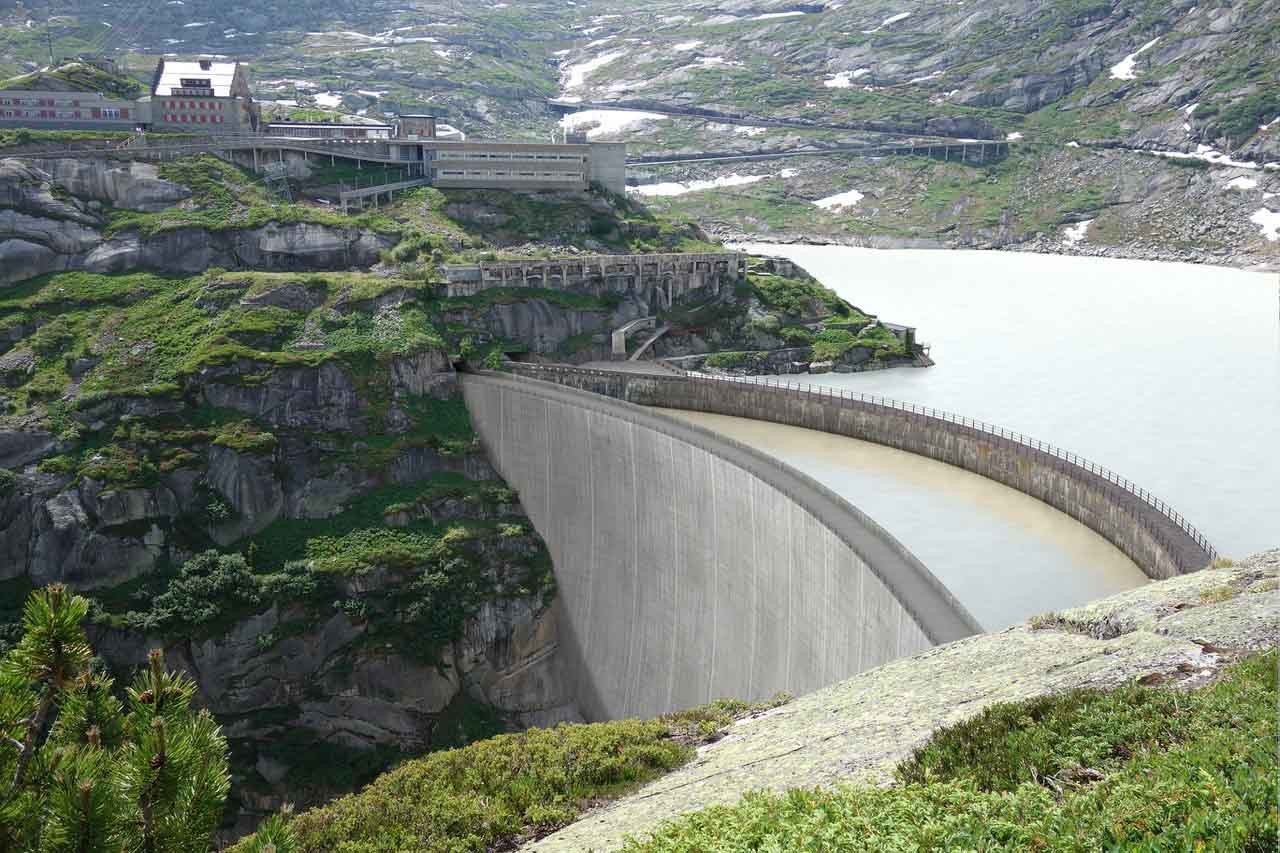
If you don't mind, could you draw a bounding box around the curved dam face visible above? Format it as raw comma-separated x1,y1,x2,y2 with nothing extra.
461,372,979,721
504,365,1217,581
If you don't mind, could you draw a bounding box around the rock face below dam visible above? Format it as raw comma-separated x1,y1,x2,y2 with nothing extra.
460,372,979,721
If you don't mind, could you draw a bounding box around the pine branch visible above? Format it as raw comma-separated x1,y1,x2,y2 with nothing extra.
8,689,53,796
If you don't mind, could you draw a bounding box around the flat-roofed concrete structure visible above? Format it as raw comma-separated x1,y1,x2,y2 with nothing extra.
265,121,394,139
387,139,626,194
0,89,146,130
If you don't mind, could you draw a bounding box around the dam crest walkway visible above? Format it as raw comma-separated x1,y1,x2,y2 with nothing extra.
499,363,1217,580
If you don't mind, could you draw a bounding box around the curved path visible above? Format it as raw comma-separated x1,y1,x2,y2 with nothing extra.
502,364,1217,580
461,371,979,721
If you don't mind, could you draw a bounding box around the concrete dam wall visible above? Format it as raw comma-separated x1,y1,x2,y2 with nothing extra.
505,365,1217,582
460,372,980,721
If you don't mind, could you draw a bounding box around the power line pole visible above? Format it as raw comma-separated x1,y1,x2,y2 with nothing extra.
44,0,55,68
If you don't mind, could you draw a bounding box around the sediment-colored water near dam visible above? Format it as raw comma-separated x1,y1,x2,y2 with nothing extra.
661,409,1149,629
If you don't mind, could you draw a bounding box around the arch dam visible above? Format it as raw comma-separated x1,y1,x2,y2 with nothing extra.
460,366,1217,722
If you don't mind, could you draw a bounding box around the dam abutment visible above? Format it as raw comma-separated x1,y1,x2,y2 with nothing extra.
460,371,980,721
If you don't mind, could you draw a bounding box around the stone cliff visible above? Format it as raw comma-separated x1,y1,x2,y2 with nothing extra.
0,335,578,832
0,158,393,286
0,148,920,836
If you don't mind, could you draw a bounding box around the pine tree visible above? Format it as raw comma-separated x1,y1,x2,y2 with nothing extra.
0,585,233,852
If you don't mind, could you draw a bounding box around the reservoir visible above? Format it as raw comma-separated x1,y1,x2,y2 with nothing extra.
687,246,1280,624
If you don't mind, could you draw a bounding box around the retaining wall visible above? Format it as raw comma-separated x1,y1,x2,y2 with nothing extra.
461,372,980,721
502,365,1217,582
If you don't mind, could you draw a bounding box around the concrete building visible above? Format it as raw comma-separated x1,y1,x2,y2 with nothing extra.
0,88,145,130
148,58,256,132
0,55,628,194
387,138,626,194
0,60,147,130
265,121,394,139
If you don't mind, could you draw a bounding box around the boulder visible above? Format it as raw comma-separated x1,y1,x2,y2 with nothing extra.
79,479,180,528
0,159,98,225
240,281,328,312
0,348,36,387
30,158,191,212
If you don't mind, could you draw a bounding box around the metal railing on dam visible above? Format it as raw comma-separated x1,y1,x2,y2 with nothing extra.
501,363,1218,581
460,370,981,720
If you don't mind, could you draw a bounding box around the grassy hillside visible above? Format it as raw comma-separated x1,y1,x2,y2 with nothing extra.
229,651,1275,852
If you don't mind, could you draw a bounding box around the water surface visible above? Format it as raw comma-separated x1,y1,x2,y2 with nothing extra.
662,409,1149,630
734,245,1280,558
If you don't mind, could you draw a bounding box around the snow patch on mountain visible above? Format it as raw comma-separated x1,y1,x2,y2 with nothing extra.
631,173,772,197
1062,219,1093,246
813,189,865,210
863,12,910,34
560,109,665,139
1110,38,1160,81
1250,208,1280,240
562,49,627,90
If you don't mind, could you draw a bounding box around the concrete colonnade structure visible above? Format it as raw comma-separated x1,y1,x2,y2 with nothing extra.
461,371,980,721
441,252,747,305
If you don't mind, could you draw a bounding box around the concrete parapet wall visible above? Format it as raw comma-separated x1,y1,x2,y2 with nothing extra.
461,371,979,720
504,365,1217,582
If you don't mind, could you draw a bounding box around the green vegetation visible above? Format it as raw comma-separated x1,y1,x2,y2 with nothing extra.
0,61,143,98
749,272,849,319
625,652,1277,851
398,186,711,257
0,467,16,497
1209,91,1280,142
115,551,315,638
105,155,399,238
704,350,767,370
0,127,135,149
0,269,450,410
0,586,230,852
231,694,789,853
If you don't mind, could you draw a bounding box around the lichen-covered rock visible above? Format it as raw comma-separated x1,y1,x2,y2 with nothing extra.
0,427,59,468
29,158,191,212
78,479,180,528
196,360,365,433
0,348,36,387
29,487,163,589
390,350,455,398
442,299,609,355
527,551,1280,852
206,444,284,543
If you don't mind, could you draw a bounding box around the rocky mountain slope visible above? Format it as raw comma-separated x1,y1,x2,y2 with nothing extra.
3,1,1276,263
0,151,896,836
